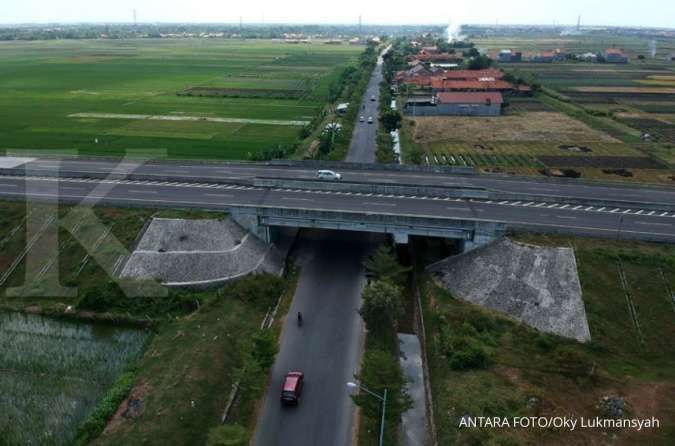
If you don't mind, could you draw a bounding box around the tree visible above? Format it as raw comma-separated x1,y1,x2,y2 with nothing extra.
468,55,492,70
463,47,480,58
317,131,334,157
407,148,423,165
637,54,646,61
351,349,412,430
364,245,411,285
380,110,402,132
360,280,404,333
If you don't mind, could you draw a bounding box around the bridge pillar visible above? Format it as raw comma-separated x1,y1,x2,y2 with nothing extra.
393,232,409,245
459,222,506,253
230,210,272,243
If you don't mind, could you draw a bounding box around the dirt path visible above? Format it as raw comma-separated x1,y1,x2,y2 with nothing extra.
69,113,309,126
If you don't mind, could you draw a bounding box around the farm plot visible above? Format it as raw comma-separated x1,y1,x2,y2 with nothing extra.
0,198,286,446
0,312,149,446
0,39,362,159
411,112,619,144
619,117,675,144
503,97,553,114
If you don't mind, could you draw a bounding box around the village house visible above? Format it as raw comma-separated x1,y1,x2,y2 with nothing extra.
404,92,503,116
530,49,566,63
430,78,514,93
578,52,598,62
497,49,523,62
604,48,629,63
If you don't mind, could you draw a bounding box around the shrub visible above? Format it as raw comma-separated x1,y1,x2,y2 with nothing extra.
74,369,137,446
251,330,278,369
207,424,246,446
224,274,285,310
534,333,557,352
76,280,198,317
448,337,492,370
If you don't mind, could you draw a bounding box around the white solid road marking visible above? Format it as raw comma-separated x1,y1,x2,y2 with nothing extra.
282,197,314,202
446,207,470,211
635,221,672,227
1,190,673,238
128,189,158,194
556,216,578,220
363,202,396,207
204,193,235,198
0,184,18,188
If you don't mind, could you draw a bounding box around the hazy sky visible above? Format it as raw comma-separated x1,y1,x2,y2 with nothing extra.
4,0,675,28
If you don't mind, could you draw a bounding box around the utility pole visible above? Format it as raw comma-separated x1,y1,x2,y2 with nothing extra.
577,15,581,31
133,9,137,26
358,14,362,36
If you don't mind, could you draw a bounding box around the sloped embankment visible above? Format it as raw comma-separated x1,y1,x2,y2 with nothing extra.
428,238,591,342
120,218,284,287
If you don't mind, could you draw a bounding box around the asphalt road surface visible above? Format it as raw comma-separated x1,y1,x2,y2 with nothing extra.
345,47,388,163
254,231,376,446
13,157,675,207
0,175,673,242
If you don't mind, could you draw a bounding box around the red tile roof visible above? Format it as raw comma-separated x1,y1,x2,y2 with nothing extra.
431,79,513,91
440,69,504,80
417,53,464,62
437,92,503,105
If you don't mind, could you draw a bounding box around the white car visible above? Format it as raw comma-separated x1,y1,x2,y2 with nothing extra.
359,116,365,122
367,116,373,124
370,95,376,102
316,170,342,181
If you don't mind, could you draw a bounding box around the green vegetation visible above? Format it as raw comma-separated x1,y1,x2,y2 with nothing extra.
0,200,225,317
0,39,363,160
375,60,397,164
0,312,150,445
390,32,675,182
207,424,247,446
74,369,139,446
364,245,411,285
320,44,380,160
418,235,675,445
356,245,411,446
360,280,405,334
0,199,296,445
93,274,292,446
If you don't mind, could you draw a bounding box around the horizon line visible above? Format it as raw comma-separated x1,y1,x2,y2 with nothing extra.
1,21,674,31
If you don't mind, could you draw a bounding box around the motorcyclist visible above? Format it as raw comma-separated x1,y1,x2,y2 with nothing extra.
297,311,303,326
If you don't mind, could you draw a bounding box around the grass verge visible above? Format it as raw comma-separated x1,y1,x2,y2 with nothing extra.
417,234,675,445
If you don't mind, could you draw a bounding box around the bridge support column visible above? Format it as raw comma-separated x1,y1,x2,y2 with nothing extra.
231,210,272,243
393,232,409,245
459,222,506,253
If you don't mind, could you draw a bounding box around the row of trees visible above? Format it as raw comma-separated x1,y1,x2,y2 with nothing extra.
353,246,412,444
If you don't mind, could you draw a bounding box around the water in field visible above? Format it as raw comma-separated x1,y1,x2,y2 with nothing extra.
0,312,150,445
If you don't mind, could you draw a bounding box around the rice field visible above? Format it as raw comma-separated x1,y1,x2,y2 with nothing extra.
0,39,363,160
0,312,150,445
398,33,675,182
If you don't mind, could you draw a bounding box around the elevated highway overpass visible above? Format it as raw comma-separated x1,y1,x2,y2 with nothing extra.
1,157,674,247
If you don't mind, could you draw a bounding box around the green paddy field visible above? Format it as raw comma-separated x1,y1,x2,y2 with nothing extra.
0,39,362,159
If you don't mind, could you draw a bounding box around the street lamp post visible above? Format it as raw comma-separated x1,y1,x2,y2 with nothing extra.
347,381,388,446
